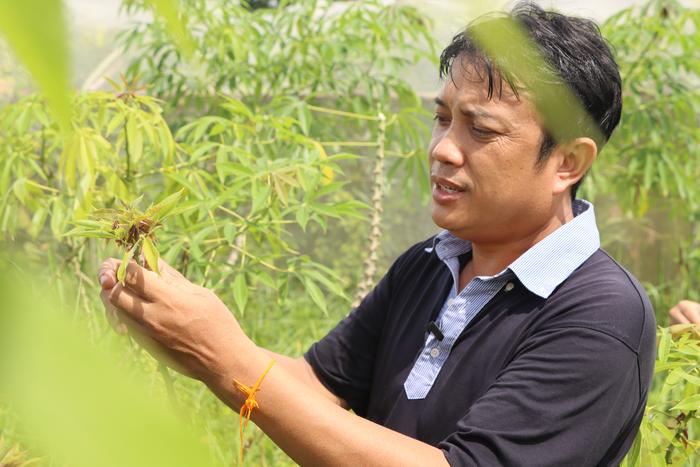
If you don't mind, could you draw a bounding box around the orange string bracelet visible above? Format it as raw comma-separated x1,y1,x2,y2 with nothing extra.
233,359,276,465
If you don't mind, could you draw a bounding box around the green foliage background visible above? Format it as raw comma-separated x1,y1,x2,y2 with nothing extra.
0,0,698,465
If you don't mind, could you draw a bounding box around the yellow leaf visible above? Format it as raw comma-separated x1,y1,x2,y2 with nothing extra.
312,141,334,184
142,237,160,275
117,249,129,285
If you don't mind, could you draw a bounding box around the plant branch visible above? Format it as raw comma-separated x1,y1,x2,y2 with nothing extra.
307,104,380,121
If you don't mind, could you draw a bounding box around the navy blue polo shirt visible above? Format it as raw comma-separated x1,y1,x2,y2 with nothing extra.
305,237,656,466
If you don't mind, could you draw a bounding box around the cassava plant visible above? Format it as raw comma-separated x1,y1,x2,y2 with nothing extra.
64,190,187,283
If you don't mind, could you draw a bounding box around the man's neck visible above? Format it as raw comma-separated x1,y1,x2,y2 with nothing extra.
464,200,575,280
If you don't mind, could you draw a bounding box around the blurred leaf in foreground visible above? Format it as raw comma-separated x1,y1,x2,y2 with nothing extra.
469,15,604,147
145,0,196,57
0,257,214,467
0,0,71,130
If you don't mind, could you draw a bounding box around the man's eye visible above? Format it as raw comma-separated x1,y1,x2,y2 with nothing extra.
433,114,450,126
472,126,496,137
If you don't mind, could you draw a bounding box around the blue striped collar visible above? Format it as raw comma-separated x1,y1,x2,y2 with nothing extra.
424,199,600,299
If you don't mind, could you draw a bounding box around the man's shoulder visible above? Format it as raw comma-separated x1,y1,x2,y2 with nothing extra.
547,249,656,354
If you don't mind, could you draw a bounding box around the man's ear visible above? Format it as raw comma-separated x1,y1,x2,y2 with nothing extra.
552,137,597,195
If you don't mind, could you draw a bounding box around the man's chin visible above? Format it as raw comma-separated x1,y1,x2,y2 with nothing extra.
431,209,467,234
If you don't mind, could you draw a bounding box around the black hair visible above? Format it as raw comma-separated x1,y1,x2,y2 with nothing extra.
439,1,622,198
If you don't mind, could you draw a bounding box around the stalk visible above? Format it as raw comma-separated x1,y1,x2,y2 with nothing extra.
124,117,132,183
353,110,386,308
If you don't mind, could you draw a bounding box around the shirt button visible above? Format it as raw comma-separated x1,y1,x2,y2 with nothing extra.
504,282,514,292
447,299,454,306
430,347,440,358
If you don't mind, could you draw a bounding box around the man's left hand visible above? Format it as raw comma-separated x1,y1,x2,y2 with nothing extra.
98,258,251,385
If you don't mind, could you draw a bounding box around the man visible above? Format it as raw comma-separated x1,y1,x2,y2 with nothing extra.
98,3,655,465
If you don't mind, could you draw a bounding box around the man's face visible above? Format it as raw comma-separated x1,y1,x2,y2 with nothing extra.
429,60,563,244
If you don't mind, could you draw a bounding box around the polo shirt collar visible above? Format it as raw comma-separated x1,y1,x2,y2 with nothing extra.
425,199,600,299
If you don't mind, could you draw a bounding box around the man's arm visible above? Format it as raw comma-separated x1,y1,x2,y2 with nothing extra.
209,346,449,466
99,258,448,466
259,349,349,409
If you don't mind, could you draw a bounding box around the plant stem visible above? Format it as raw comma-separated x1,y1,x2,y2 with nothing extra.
158,363,179,410
319,141,379,147
40,127,51,181
124,117,132,183
353,109,386,307
307,104,380,121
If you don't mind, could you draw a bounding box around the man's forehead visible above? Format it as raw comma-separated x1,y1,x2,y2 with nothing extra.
435,69,535,120
437,72,520,105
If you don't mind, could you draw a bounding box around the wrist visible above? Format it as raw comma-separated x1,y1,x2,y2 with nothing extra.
204,339,269,407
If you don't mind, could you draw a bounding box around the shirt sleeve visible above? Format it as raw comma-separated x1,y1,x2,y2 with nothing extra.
303,261,396,416
439,326,645,467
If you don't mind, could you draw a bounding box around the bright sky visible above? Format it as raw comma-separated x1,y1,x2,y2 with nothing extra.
66,0,647,28
63,0,688,90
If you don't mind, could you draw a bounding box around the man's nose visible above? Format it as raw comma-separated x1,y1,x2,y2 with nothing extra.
430,131,465,167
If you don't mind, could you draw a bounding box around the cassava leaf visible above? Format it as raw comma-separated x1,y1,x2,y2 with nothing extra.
142,237,160,275
233,274,248,315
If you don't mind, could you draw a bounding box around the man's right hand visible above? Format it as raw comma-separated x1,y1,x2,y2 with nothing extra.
669,300,700,325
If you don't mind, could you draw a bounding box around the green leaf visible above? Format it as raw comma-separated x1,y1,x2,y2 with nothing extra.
658,328,671,364
142,237,160,275
106,112,125,135
621,432,641,467
117,250,130,285
295,204,309,231
145,189,185,221
166,173,201,199
671,394,700,411
250,183,271,214
233,274,248,315
650,417,674,442
303,277,327,315
126,117,143,163
221,98,253,120
117,240,141,285
61,227,113,239
12,178,27,204
145,0,195,57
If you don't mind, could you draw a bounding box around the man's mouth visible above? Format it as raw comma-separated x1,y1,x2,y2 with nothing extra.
432,176,466,193
436,183,464,194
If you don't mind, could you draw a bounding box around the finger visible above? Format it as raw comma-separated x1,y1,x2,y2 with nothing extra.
98,258,120,290
100,291,128,335
107,309,129,335
100,289,170,357
669,305,690,325
677,300,700,324
123,260,171,302
105,306,197,379
101,283,152,327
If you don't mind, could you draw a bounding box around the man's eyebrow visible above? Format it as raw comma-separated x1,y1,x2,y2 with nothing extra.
433,97,503,123
461,107,502,122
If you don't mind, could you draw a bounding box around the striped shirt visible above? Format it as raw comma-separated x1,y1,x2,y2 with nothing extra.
403,199,600,399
